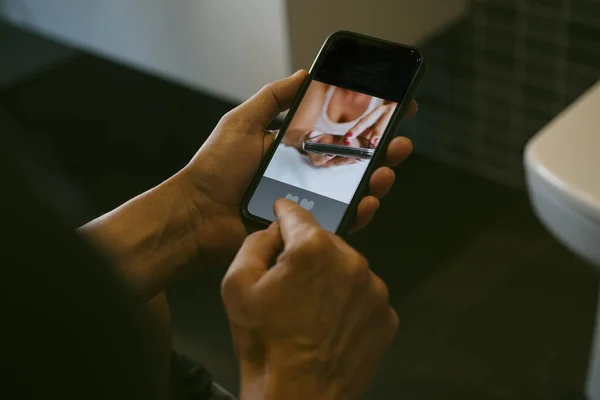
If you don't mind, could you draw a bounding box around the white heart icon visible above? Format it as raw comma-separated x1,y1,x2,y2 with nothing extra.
285,193,299,203
300,198,315,210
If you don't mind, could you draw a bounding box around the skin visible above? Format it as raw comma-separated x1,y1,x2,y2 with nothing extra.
79,70,417,399
281,81,416,168
223,199,398,400
345,101,400,146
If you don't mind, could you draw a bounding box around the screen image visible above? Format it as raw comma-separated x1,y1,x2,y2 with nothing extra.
247,80,397,232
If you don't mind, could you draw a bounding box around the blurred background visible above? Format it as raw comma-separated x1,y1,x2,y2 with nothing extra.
1,1,599,399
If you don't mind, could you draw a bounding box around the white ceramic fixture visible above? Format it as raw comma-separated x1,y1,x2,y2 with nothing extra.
525,80,600,400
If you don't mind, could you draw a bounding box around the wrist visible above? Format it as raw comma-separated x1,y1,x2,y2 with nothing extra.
174,166,249,266
80,173,201,299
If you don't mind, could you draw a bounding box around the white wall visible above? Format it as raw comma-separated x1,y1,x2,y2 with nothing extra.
1,0,468,102
1,0,292,102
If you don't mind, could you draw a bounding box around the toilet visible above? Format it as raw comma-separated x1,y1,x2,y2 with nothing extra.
524,80,600,399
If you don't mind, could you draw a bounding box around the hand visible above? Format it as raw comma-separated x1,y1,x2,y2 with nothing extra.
178,70,417,264
222,199,398,400
304,132,364,167
344,103,404,147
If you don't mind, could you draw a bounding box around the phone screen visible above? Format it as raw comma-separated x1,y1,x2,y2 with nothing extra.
246,33,422,232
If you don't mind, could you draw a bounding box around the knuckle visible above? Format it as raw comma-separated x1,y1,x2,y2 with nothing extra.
247,229,268,243
371,274,390,305
301,227,331,250
288,227,331,258
260,82,275,94
349,253,370,281
219,111,236,127
388,308,400,336
219,109,247,128
220,271,239,301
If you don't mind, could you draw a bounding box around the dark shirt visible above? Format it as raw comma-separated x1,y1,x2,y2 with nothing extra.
0,148,162,399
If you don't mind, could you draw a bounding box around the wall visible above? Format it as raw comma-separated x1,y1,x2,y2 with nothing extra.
286,0,469,70
404,0,600,185
0,0,292,102
0,20,75,87
1,0,469,102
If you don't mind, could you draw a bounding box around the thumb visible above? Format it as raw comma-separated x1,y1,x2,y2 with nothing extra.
231,70,308,130
223,222,283,296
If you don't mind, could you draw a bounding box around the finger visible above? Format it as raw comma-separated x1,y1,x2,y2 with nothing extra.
308,152,334,166
388,307,400,340
325,156,359,167
358,127,374,144
366,275,397,346
371,106,395,146
274,199,320,243
367,127,384,147
350,196,380,233
384,136,413,167
345,106,388,139
405,99,418,119
230,69,308,130
369,167,396,198
262,129,279,155
226,222,283,286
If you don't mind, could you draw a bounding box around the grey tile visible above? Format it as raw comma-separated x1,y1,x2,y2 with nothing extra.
571,0,600,21
568,19,600,48
567,46,600,70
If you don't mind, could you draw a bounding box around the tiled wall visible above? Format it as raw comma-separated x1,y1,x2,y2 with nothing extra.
404,0,600,186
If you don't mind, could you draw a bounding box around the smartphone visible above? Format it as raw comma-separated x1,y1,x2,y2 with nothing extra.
303,134,375,160
242,31,426,235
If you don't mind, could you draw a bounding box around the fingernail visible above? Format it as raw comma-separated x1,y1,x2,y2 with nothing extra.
374,137,380,145
344,139,350,145
344,132,352,138
326,154,335,158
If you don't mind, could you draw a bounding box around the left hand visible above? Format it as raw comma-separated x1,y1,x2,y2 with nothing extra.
177,70,417,265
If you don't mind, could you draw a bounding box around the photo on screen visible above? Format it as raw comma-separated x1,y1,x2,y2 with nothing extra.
264,80,397,204
247,79,397,231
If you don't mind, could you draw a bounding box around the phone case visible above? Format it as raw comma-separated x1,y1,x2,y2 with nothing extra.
241,30,427,236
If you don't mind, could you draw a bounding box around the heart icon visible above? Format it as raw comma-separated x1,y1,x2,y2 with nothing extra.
285,193,299,203
300,198,315,210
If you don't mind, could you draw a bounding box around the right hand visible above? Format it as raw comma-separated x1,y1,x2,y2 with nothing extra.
222,199,398,400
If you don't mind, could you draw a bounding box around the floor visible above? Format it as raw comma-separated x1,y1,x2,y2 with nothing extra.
1,26,598,400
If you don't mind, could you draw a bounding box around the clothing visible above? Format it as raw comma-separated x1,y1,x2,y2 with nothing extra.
313,86,383,135
0,144,228,400
265,86,383,203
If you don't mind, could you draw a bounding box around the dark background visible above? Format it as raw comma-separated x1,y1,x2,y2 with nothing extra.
1,0,599,397
315,32,422,103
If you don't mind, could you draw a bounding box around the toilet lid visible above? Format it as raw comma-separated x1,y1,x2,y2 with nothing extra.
525,80,600,224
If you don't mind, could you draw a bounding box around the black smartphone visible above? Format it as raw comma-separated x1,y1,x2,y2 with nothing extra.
242,30,426,235
303,134,375,160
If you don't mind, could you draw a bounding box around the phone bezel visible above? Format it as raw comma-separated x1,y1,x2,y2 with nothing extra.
241,30,427,236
